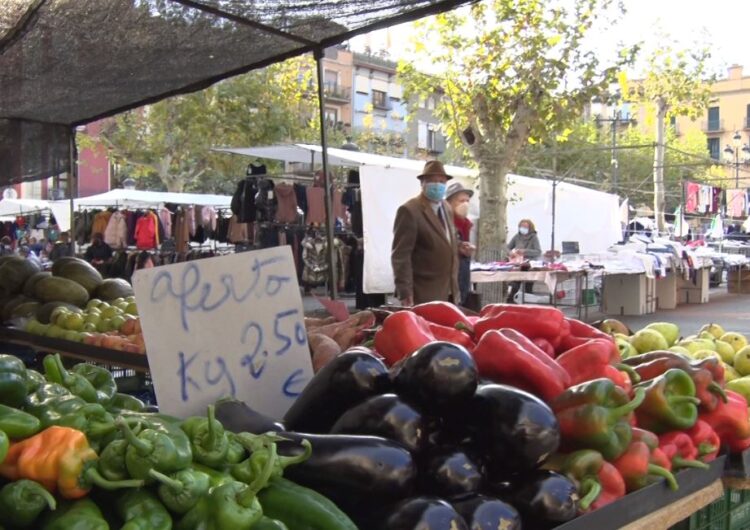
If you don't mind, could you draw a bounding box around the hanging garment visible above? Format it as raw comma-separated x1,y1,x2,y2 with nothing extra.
333,189,346,221
684,182,700,214
727,189,746,218
294,183,308,214
698,185,712,213
302,234,330,286
159,208,173,239
711,187,722,214
91,211,112,236
174,209,191,253
255,180,277,222
275,183,299,223
228,215,249,243
135,214,158,250
306,187,326,225
231,177,259,223
201,206,217,233
103,211,128,249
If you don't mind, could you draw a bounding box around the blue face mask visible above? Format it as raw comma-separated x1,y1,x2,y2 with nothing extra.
423,182,447,202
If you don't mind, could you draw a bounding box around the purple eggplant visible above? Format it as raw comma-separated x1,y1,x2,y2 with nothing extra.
510,470,579,529
283,349,390,433
452,495,522,530
383,497,468,530
422,450,483,499
392,342,478,413
466,384,559,474
329,393,435,453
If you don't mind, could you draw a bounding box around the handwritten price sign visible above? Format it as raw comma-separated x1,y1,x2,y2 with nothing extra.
132,246,312,419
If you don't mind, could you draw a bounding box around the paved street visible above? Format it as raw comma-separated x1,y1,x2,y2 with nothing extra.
608,289,750,337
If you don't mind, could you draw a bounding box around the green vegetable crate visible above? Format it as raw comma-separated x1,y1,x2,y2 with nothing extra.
671,489,750,530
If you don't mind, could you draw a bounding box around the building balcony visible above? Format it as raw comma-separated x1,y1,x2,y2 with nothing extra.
702,119,724,133
323,83,351,103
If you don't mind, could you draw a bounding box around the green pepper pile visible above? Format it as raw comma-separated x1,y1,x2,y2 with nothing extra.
0,352,355,530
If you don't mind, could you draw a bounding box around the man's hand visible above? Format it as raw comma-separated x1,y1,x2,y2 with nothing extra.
400,296,414,307
459,242,475,258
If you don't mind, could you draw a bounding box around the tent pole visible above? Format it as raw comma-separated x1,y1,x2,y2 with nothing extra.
551,178,557,257
68,129,78,241
314,49,338,299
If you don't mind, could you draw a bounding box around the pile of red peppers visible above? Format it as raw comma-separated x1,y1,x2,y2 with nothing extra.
372,301,750,515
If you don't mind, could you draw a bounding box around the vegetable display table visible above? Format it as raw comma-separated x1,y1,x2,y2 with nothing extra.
620,480,723,530
0,326,149,373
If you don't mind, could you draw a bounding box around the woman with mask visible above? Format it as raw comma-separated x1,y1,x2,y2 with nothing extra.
446,181,475,305
506,219,541,303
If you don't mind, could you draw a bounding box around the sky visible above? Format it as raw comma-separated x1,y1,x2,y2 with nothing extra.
350,0,750,78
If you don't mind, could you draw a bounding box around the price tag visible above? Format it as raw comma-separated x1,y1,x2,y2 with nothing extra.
132,246,312,419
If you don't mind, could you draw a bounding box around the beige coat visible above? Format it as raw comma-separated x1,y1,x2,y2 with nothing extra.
391,194,459,304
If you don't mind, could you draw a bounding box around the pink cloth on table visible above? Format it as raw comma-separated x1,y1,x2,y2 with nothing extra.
727,189,746,218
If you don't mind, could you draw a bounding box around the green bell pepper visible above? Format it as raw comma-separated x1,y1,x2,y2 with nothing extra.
116,416,193,480
0,403,40,439
177,440,277,530
71,363,117,406
253,516,290,530
0,353,29,408
98,438,131,482
43,354,98,404
258,478,358,530
25,369,46,394
0,429,8,465
226,432,246,465
115,489,172,530
108,393,146,413
180,405,229,468
552,378,646,460
40,498,109,530
232,434,311,484
149,467,211,514
0,479,57,528
634,368,701,433
192,463,234,488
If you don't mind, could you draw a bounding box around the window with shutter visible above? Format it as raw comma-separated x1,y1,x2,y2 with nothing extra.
417,121,427,148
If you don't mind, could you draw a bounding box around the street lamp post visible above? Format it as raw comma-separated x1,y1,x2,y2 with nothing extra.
723,131,750,188
591,94,635,194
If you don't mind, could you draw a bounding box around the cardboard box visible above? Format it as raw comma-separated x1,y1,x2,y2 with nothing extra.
678,268,710,304
602,274,655,316
728,269,750,294
655,272,678,310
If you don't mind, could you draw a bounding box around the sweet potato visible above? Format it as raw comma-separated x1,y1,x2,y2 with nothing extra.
309,333,342,373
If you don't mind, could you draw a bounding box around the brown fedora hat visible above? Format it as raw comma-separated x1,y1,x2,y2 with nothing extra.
417,160,453,180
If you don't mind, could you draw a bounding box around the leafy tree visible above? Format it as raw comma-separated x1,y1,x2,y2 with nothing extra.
619,41,715,232
86,56,319,193
517,119,716,212
398,0,636,255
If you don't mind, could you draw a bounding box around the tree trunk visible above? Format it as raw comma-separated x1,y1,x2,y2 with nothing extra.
477,156,508,262
653,97,667,234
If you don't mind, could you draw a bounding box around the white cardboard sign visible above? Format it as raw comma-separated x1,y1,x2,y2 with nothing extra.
132,246,312,419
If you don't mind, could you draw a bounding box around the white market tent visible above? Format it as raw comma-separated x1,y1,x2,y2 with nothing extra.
73,189,232,210
0,198,71,232
215,144,622,293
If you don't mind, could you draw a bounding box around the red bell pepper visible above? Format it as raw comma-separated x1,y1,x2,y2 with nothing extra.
556,340,638,390
373,311,434,366
658,432,710,470
630,428,674,471
590,461,627,510
612,441,678,492
532,338,556,358
475,304,563,340
497,329,570,386
699,390,750,453
425,322,476,351
566,318,614,342
686,420,720,462
472,330,567,402
411,301,474,331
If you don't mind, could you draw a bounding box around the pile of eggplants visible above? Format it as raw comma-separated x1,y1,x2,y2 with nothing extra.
216,342,579,530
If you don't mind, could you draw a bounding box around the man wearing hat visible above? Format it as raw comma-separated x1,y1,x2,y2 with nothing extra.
446,180,475,305
391,160,459,306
